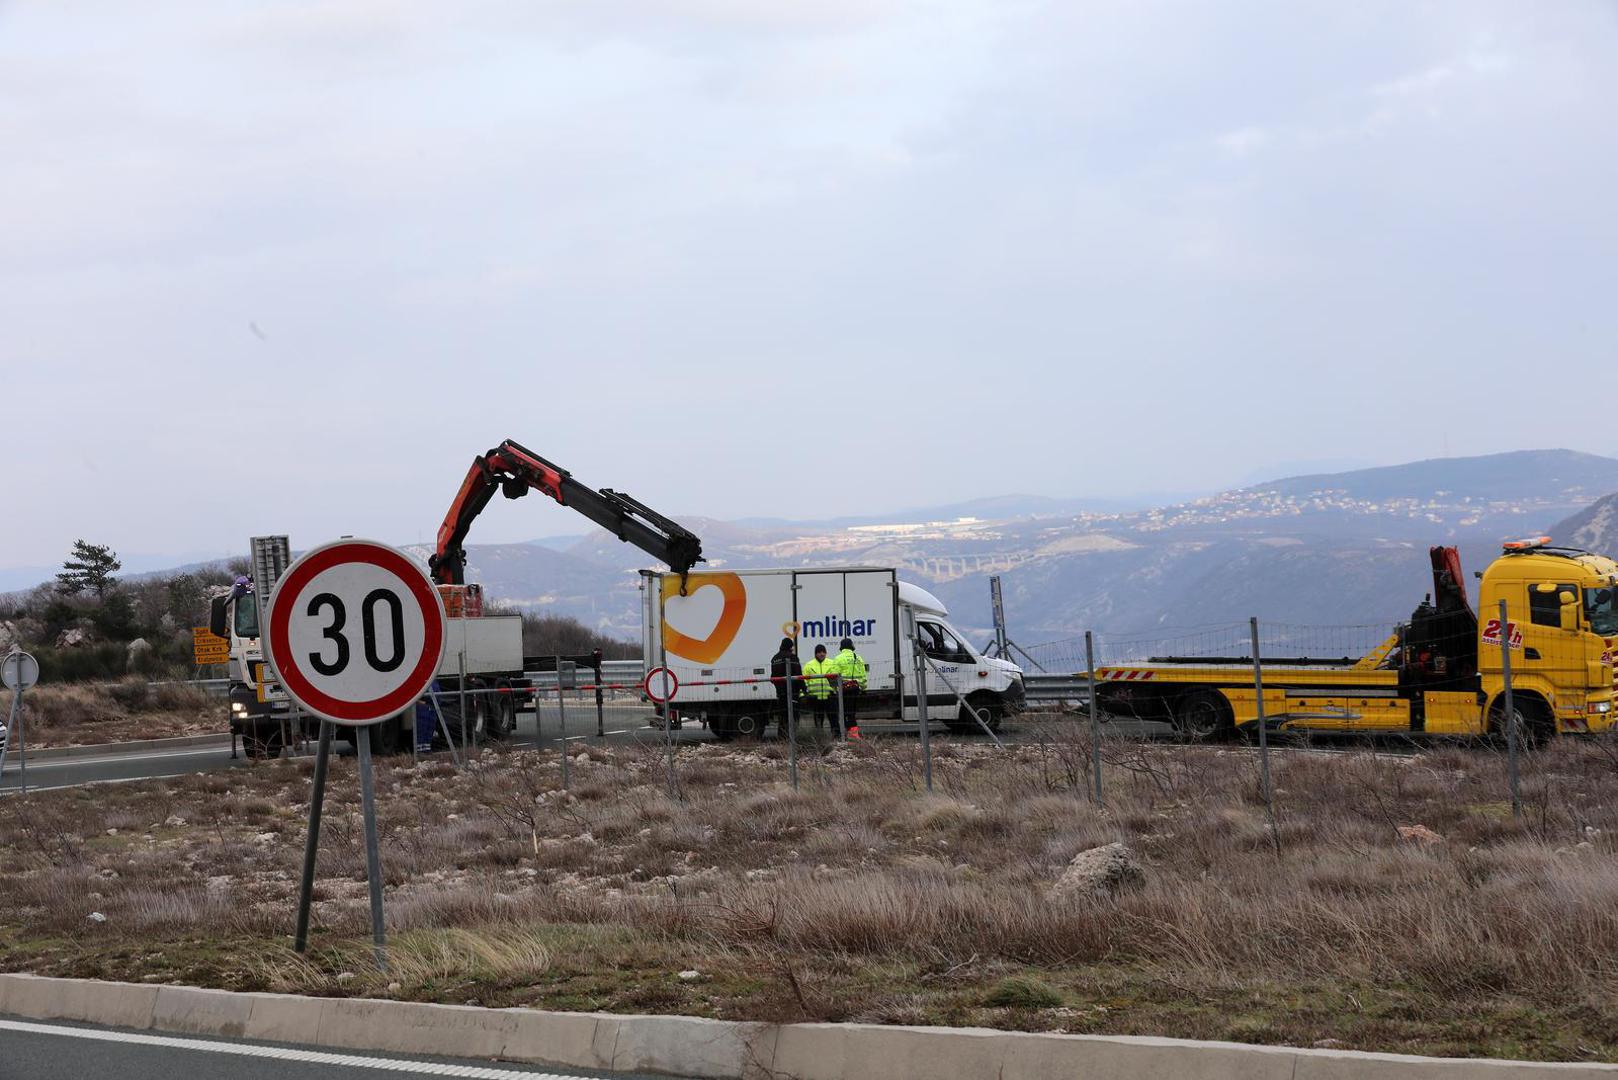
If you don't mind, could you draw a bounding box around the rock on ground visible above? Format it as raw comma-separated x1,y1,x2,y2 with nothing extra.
1052,842,1144,899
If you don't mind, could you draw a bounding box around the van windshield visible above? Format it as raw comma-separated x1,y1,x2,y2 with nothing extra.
234,596,260,639
1587,587,1618,637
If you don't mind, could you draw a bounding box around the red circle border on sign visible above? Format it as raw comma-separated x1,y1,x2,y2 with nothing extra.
643,666,679,703
266,541,445,724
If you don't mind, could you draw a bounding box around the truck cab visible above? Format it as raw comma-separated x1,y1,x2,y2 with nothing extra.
1477,540,1618,736
209,580,293,758
899,581,1026,731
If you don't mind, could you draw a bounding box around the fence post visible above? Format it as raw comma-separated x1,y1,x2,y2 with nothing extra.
457,651,470,757
428,691,463,769
659,594,678,800
835,679,847,741
1249,617,1276,829
1499,599,1522,822
914,639,933,793
1085,631,1102,806
592,649,605,739
786,665,798,790
555,656,570,790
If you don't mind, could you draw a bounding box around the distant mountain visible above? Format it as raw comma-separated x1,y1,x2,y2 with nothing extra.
1249,449,1618,503
1549,493,1618,558
730,492,1198,530
525,534,589,552
10,449,1614,648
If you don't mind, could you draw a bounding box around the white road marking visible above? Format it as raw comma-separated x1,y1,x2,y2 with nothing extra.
1,746,232,772
0,1018,607,1077
1,775,157,793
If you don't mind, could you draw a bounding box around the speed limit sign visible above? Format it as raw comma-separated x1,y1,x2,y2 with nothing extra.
264,539,446,726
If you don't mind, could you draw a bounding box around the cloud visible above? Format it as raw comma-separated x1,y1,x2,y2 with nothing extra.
1,0,1617,566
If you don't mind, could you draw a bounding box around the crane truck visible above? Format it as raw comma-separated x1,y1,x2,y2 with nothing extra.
1092,538,1618,741
211,439,706,758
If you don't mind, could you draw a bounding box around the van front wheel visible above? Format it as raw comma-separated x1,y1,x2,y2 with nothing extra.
947,693,1002,734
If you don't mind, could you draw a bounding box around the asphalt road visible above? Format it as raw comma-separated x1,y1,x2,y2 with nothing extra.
1,704,1400,794
0,1015,685,1080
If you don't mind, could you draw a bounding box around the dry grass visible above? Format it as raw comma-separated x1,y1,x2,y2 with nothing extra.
3,730,1618,1060
2,678,220,746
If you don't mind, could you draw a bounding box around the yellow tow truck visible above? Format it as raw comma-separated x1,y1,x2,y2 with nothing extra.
1092,539,1618,741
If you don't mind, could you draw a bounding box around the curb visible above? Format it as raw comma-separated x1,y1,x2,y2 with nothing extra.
1,974,1615,1079
18,733,231,762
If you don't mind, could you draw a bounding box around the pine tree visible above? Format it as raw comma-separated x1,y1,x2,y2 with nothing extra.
55,540,122,598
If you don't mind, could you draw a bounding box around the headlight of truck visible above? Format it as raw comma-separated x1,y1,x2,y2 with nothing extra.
1594,702,1612,714
231,702,248,716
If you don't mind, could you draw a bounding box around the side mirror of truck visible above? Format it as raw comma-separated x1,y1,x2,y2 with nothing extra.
209,596,229,639
1560,591,1580,633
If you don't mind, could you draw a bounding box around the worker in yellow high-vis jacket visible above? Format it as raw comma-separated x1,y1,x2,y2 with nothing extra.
827,636,868,737
802,643,836,734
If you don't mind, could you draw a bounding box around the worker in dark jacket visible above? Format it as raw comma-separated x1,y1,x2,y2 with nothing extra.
769,637,803,736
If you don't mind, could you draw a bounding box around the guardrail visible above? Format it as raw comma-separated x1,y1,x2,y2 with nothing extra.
158,661,648,699
526,659,642,691
1023,672,1088,706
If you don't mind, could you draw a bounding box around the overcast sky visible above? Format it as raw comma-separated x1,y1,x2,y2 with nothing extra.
3,1,1616,569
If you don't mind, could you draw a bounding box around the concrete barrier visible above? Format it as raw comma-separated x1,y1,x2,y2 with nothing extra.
1,973,1614,1079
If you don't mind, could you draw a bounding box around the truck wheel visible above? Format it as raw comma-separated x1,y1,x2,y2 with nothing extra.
369,718,401,756
733,714,762,741
1175,690,1232,742
487,683,515,740
709,716,737,742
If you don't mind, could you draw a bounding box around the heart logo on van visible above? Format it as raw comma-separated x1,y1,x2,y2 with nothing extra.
660,572,748,665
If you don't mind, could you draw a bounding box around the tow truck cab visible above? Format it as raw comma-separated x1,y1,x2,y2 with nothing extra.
1476,540,1618,735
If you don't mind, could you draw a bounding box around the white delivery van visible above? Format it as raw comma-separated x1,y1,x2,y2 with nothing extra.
639,567,1025,740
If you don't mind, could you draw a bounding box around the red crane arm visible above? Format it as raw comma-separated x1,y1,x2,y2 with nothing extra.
429,439,703,587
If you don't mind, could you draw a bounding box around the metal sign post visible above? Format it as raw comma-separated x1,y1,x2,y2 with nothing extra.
267,539,447,972
1,650,40,795
990,576,1009,659
292,719,333,953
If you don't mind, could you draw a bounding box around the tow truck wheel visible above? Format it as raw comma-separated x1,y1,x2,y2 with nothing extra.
733,714,761,741
1489,695,1550,748
1175,690,1232,742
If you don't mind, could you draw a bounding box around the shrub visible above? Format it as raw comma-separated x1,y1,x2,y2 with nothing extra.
983,976,1064,1009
